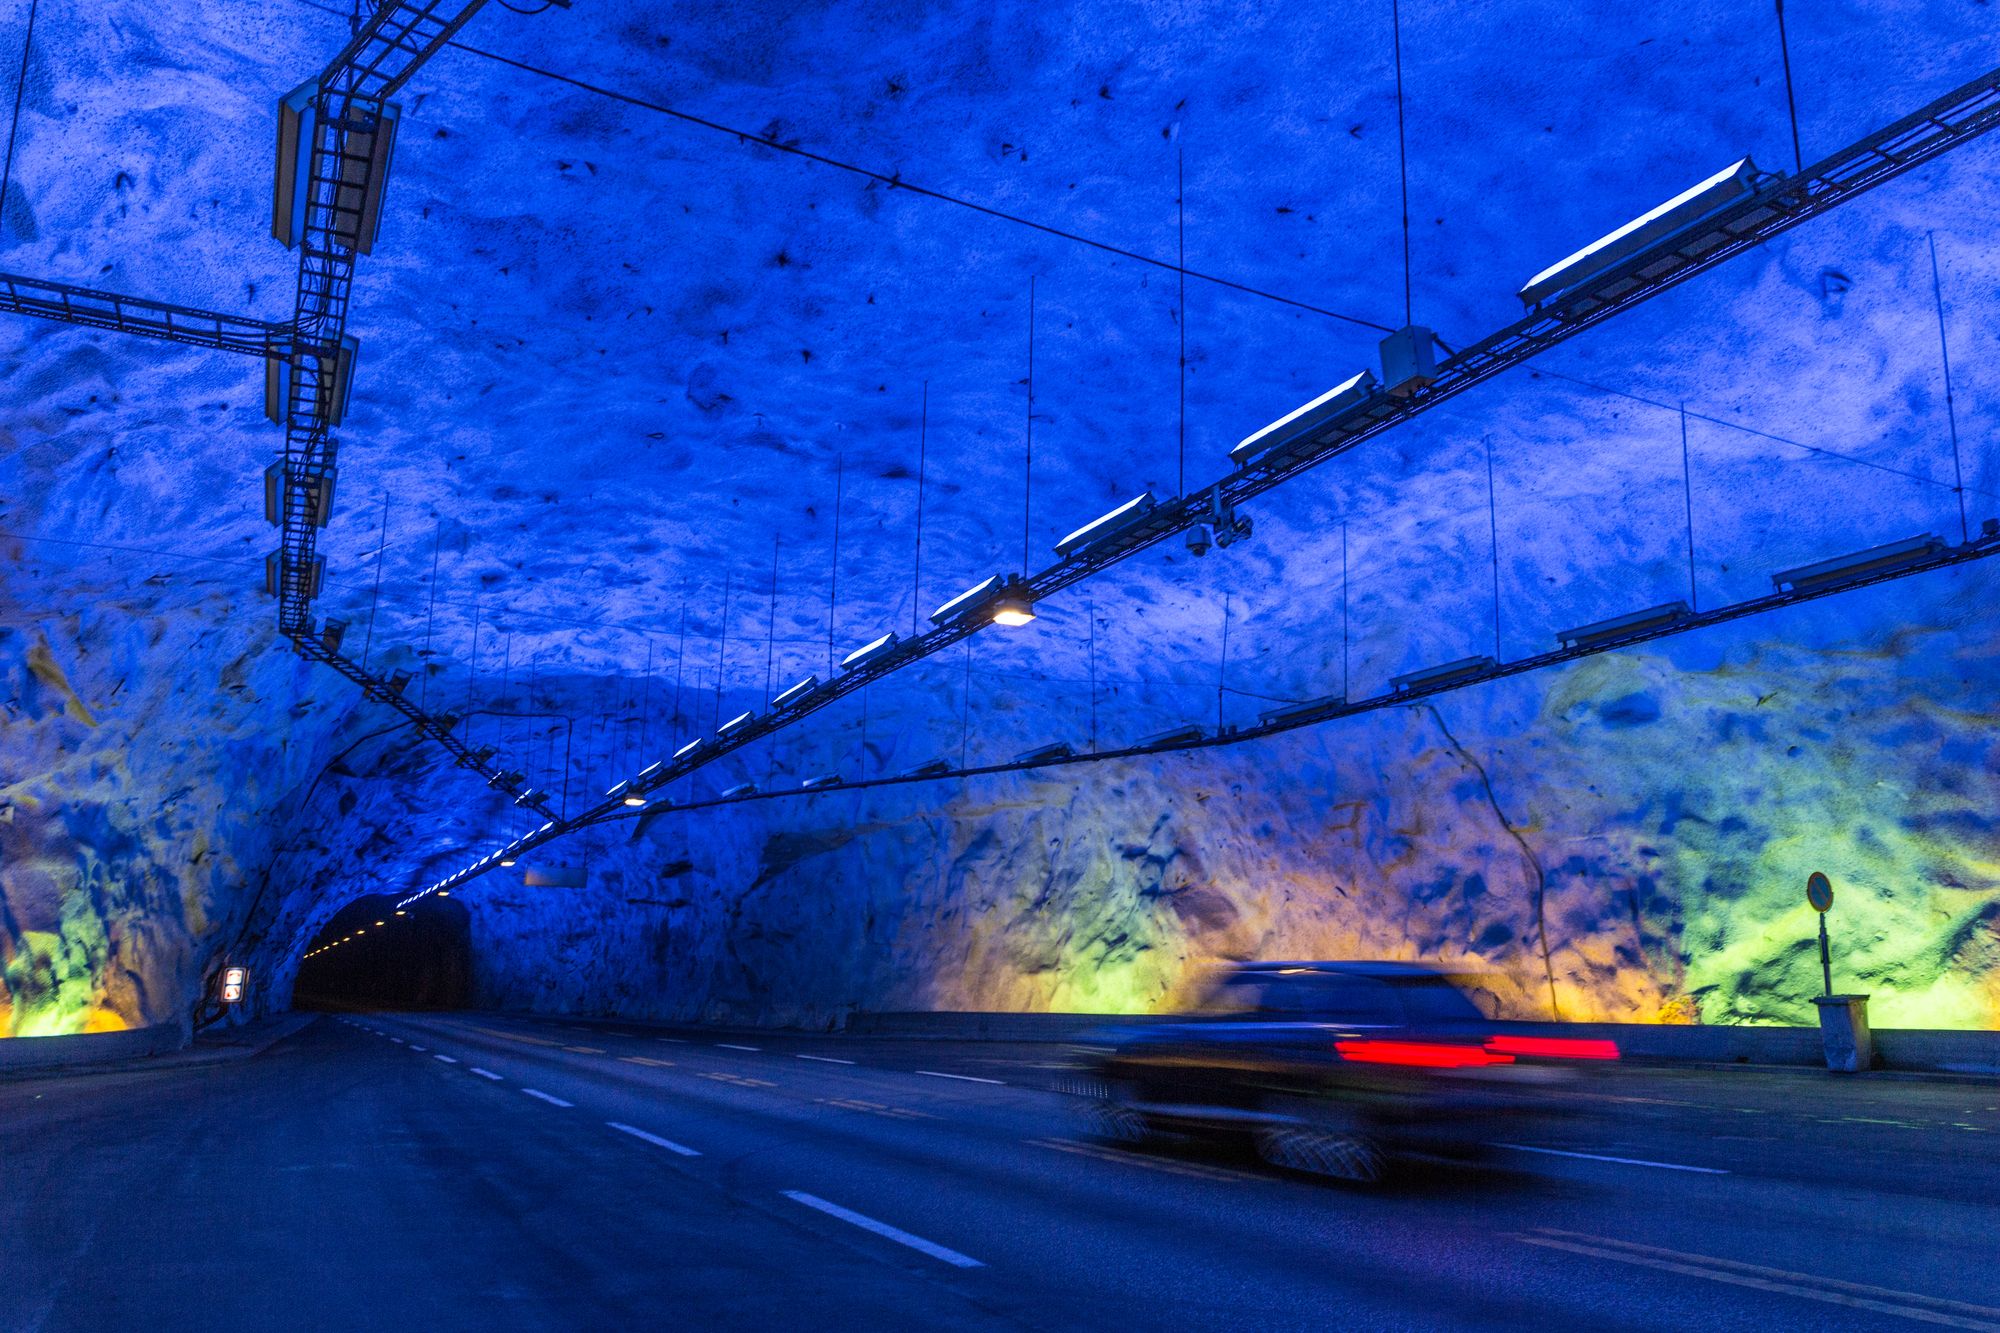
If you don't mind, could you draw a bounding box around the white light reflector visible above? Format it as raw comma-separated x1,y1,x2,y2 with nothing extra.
1055,494,1156,559
1231,371,1379,466
841,632,899,671
1518,158,1759,308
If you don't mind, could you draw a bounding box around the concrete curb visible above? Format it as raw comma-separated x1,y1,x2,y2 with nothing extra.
0,1012,318,1082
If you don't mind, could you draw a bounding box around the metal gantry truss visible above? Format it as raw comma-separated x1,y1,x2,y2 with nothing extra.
266,1,558,816
399,61,2000,904
0,271,293,357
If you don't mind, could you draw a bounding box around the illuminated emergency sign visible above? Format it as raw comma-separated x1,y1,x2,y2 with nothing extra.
221,967,247,1004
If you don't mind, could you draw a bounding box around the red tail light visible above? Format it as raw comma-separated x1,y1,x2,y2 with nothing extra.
1484,1035,1620,1061
1335,1039,1514,1069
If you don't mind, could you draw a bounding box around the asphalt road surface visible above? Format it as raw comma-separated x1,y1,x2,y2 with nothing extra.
5,1011,1998,1331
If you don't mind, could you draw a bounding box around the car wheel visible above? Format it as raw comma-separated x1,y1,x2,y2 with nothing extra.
1082,1099,1150,1143
1254,1126,1386,1184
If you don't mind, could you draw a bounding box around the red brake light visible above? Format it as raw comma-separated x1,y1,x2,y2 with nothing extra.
1335,1039,1513,1069
1484,1035,1620,1061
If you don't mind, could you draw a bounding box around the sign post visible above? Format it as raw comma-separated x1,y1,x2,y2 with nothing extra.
1805,872,1871,1072
1806,871,1834,996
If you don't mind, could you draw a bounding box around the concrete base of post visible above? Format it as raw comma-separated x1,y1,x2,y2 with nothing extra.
1813,994,1873,1072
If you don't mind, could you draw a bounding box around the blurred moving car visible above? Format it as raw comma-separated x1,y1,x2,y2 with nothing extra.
1075,961,1618,1183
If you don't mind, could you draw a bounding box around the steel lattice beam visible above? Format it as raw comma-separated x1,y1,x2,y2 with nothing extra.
0,270,293,357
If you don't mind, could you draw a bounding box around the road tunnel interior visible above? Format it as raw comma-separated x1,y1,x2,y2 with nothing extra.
293,893,474,1012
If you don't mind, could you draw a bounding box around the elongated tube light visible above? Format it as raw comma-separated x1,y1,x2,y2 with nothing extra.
1230,370,1379,467
1055,494,1156,559
1519,157,1759,308
773,675,819,710
841,632,899,671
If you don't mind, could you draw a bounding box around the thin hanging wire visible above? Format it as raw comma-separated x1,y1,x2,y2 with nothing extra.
765,535,781,704
1177,146,1187,497
1023,276,1036,575
1927,232,1969,544
1483,435,1502,661
828,453,844,672
1390,0,1413,326
361,493,388,670
713,572,732,730
1775,0,1804,174
0,0,40,244
1679,404,1699,612
912,382,928,635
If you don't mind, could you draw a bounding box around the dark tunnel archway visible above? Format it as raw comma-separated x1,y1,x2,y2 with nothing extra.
294,892,474,1011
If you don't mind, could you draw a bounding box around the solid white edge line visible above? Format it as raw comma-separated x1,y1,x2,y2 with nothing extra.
795,1055,856,1065
470,1067,503,1081
781,1191,983,1269
716,1043,761,1051
433,1054,458,1064
1493,1143,1729,1174
915,1070,1004,1085
606,1121,701,1156
522,1088,574,1108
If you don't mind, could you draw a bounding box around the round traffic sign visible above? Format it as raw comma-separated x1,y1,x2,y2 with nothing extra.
1806,871,1834,913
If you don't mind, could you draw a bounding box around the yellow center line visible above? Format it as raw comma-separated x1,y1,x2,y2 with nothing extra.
1518,1229,2000,1330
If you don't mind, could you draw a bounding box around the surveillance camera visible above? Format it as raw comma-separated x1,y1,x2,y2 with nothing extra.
1186,524,1212,557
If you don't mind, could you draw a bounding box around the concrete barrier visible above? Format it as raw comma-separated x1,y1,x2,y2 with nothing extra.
0,1020,190,1074
841,1011,2000,1075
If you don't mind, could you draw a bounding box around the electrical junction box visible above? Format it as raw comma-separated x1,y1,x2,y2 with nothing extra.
1379,324,1437,396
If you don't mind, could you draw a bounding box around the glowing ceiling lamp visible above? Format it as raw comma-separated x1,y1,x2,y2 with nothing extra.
1230,370,1378,468
840,632,900,671
1518,157,1760,309
1054,494,1156,560
773,675,819,710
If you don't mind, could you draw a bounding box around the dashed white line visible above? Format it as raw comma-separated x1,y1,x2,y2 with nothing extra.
522,1088,574,1108
1493,1144,1729,1175
796,1055,856,1065
657,1037,688,1044
390,1037,405,1045
782,1191,983,1269
433,1054,458,1064
470,1068,503,1081
717,1043,761,1052
915,1070,1003,1085
607,1121,701,1156
410,1045,428,1053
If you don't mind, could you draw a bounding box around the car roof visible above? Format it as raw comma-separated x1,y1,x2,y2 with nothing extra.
1224,961,1457,980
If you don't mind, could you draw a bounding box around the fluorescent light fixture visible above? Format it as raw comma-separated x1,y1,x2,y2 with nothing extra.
1258,694,1349,728
841,632,900,671
931,575,1002,626
673,737,705,760
605,780,631,800
637,761,665,784
1055,494,1156,559
1391,656,1499,694
1772,533,1945,593
1230,371,1378,467
990,594,1036,627
772,675,819,710
1557,601,1691,650
1519,157,1760,308
901,758,953,778
719,710,757,737
1014,741,1074,765
513,787,544,806
801,774,843,790
1138,724,1206,748
721,782,758,798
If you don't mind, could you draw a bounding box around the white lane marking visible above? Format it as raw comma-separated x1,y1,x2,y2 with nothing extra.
1493,1143,1729,1175
782,1191,983,1269
716,1043,761,1052
658,1037,687,1044
410,1045,428,1052
522,1088,574,1108
796,1055,856,1065
433,1054,458,1064
607,1121,701,1157
390,1037,405,1044
470,1068,503,1081
915,1070,1004,1085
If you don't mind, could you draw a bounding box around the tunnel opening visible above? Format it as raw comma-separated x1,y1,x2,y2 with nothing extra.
294,892,475,1012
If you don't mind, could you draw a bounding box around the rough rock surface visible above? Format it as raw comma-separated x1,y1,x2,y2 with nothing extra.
1,0,1996,1035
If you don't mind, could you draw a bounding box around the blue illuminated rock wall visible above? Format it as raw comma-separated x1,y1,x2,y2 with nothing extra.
2,0,1997,1036
462,561,2000,1031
